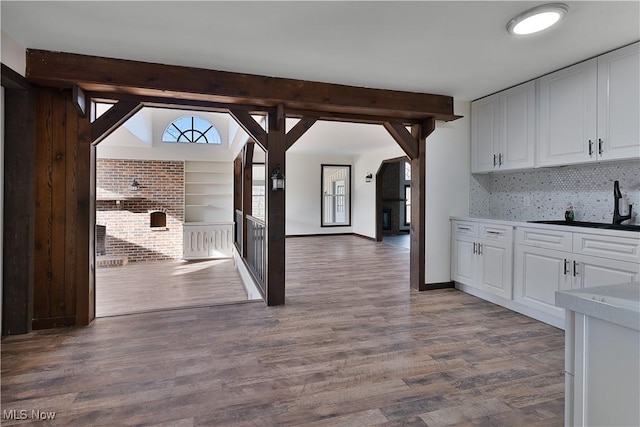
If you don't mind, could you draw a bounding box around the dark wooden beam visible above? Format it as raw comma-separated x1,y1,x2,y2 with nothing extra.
265,111,286,306
383,122,419,160
72,85,86,117
229,109,267,150
286,117,317,150
2,76,36,335
90,100,142,144
26,49,459,122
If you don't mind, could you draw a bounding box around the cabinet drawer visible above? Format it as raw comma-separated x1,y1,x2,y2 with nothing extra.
480,224,513,242
516,227,572,252
452,221,478,237
573,233,640,263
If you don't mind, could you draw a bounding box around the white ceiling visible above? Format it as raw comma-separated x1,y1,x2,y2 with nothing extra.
2,1,639,155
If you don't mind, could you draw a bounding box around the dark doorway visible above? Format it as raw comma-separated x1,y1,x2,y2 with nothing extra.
375,157,411,242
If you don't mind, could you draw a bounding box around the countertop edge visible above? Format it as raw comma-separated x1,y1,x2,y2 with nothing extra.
555,283,640,332
450,216,640,238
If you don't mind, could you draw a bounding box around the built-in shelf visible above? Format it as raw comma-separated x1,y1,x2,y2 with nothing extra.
184,161,233,223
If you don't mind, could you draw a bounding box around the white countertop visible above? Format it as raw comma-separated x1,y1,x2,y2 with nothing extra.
555,282,640,331
450,216,640,238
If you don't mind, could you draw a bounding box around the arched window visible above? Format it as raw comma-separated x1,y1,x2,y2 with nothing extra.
162,116,222,144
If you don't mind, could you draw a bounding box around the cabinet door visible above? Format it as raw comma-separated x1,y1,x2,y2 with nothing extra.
597,42,640,161
538,59,597,167
514,245,572,318
183,227,209,259
499,81,536,171
575,253,640,288
471,94,500,173
478,239,513,299
452,236,477,286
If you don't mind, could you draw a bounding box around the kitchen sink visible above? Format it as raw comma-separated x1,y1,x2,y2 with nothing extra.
528,220,640,232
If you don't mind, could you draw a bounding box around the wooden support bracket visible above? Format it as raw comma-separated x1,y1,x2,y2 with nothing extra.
229,109,268,151
383,122,419,160
286,117,318,150
90,100,142,144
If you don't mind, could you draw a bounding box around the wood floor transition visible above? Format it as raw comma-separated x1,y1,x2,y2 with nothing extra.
1,236,565,426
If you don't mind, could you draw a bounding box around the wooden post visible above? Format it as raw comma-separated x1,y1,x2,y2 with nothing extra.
409,119,435,291
1,67,36,335
264,107,286,306
242,142,254,258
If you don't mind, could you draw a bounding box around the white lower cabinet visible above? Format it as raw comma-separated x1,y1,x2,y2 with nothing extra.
514,227,640,325
452,218,640,329
514,244,572,319
183,223,234,260
451,221,513,299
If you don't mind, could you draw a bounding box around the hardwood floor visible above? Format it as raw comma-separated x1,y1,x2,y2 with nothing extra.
1,236,565,426
96,259,250,317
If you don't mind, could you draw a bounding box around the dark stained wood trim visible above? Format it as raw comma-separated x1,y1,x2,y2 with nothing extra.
374,156,409,242
286,117,317,150
2,74,36,335
72,85,86,117
90,100,142,145
265,111,286,306
31,316,76,330
242,142,254,258
383,122,418,160
26,49,459,122
76,113,93,326
2,63,31,90
408,119,434,292
286,233,363,238
229,109,268,150
421,281,455,291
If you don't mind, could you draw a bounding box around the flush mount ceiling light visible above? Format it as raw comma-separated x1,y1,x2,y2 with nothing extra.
507,3,568,36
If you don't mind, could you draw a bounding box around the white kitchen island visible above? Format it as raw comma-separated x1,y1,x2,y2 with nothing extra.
556,282,640,427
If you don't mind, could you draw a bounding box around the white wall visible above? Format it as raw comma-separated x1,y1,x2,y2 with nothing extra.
425,101,471,283
352,144,405,238
286,152,354,235
1,30,25,75
98,108,234,161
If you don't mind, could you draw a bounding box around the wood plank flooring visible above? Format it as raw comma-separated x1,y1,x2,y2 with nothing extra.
1,236,565,426
96,259,249,317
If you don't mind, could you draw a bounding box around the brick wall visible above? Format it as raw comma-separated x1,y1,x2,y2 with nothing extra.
96,159,184,262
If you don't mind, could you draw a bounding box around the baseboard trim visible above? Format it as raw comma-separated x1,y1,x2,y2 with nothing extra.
419,281,455,291
353,233,376,241
286,233,370,239
32,316,76,330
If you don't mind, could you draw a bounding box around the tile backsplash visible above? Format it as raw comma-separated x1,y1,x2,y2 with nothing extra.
470,161,640,224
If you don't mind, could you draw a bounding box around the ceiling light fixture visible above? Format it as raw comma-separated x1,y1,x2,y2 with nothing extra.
507,3,568,36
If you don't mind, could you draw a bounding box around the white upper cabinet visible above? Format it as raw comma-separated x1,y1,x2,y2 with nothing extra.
499,81,536,171
471,94,499,173
471,81,535,173
537,59,598,167
597,42,640,161
538,42,640,167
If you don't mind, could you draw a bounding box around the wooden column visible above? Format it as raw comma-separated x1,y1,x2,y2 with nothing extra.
242,142,254,257
409,119,435,291
264,107,286,306
2,65,36,335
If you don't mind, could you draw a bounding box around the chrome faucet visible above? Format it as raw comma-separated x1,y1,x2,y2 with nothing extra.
613,180,633,224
